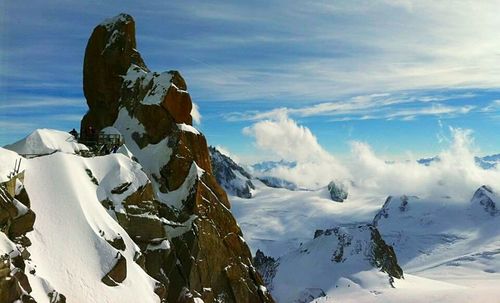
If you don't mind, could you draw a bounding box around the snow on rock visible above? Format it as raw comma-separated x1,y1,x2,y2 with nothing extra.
112,109,172,180
79,13,273,302
177,123,200,135
22,153,160,303
209,146,255,198
4,129,88,156
159,162,205,209
0,148,26,182
121,64,174,106
270,224,402,303
99,13,132,30
257,176,298,191
470,185,499,216
117,144,135,160
327,180,348,202
373,192,500,277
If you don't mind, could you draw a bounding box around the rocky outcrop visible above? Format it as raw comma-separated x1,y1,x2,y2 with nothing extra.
257,176,297,191
370,226,403,281
209,146,255,198
373,195,414,225
266,224,403,302
0,178,66,303
102,253,127,286
253,249,278,290
327,181,348,202
471,185,498,216
81,13,273,303
81,14,148,137
313,225,402,280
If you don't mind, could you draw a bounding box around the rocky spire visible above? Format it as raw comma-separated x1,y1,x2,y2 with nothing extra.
80,14,274,302
81,13,148,136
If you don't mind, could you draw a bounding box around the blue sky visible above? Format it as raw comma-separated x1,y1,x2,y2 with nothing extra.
1,0,499,161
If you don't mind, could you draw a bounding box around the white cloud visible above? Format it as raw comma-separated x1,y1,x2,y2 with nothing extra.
242,114,349,188
242,113,330,163
3,1,500,105
480,100,500,112
0,96,85,109
243,115,500,200
226,93,478,122
190,102,202,125
179,0,500,102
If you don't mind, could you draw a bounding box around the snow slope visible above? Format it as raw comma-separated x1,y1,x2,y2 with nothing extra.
4,128,88,156
0,147,161,303
231,180,500,302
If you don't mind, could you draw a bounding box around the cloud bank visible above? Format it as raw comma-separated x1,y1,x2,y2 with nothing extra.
243,115,500,201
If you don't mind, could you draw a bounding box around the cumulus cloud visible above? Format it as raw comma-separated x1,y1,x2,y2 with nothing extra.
244,115,500,201
346,127,498,199
242,114,349,188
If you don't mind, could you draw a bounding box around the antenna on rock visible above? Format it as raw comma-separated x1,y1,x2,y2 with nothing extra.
16,158,22,175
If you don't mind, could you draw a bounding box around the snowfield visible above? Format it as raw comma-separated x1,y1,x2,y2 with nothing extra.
231,181,500,303
1,144,161,303
4,128,88,156
2,127,500,303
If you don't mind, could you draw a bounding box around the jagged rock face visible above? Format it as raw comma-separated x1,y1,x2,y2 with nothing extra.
471,185,498,216
257,176,297,191
253,250,278,289
81,14,148,135
327,181,348,202
267,224,403,302
209,146,255,198
81,14,273,303
373,195,413,225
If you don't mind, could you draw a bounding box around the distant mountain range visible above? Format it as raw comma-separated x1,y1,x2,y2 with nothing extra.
418,154,500,169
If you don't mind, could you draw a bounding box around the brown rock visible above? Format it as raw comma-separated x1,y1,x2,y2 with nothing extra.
9,210,35,239
82,14,274,303
15,188,30,208
102,253,127,286
81,13,148,138
161,85,192,124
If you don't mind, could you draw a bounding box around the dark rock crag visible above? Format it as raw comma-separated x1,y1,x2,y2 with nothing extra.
471,185,498,216
81,13,273,303
209,146,255,199
327,181,348,202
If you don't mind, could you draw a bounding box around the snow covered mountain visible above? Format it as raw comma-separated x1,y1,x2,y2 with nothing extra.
229,178,500,302
209,146,255,198
0,14,272,303
264,224,403,303
257,176,298,191
4,128,88,156
418,154,500,169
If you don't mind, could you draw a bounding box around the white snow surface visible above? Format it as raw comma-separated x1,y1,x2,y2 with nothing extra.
177,123,200,135
121,64,174,106
0,147,26,182
231,180,500,302
4,128,88,156
100,13,131,30
112,109,172,181
0,147,161,302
